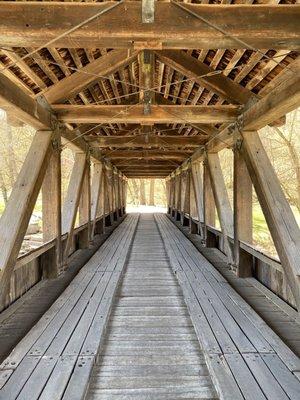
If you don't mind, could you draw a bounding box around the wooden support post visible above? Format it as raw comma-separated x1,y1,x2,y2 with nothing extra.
241,130,300,310
166,178,171,214
182,170,190,227
171,176,176,218
123,178,127,214
91,162,103,238
233,145,253,277
116,174,122,217
207,153,234,262
116,172,123,218
111,170,118,221
191,162,204,236
102,169,107,232
42,128,62,278
0,130,53,307
62,152,87,264
119,176,124,215
203,160,216,247
78,153,91,248
104,168,113,226
175,173,182,221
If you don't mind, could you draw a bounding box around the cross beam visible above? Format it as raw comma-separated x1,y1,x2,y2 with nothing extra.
52,105,241,124
92,135,207,148
0,3,299,49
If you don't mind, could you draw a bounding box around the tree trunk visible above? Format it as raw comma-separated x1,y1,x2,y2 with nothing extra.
140,179,146,205
149,179,155,205
0,171,8,205
6,125,17,187
132,179,139,205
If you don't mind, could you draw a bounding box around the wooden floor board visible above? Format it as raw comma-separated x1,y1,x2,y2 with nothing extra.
1,213,299,399
86,214,218,400
0,215,139,399
155,213,300,400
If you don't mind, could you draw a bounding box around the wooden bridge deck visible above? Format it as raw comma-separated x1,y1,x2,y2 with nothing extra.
0,214,300,399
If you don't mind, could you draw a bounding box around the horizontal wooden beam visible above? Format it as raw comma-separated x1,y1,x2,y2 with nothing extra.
107,150,190,161
169,58,300,176
156,50,254,105
43,50,138,104
0,72,91,155
53,104,241,124
207,59,300,153
126,174,168,178
115,161,179,167
0,73,51,130
121,166,174,171
92,135,206,148
1,3,299,49
0,69,124,176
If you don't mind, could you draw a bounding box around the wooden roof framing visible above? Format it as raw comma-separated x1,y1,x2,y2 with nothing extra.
0,0,299,178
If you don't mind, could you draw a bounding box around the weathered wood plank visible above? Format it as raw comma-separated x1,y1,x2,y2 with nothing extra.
0,130,53,307
44,50,138,103
0,3,298,49
53,104,241,124
241,131,300,311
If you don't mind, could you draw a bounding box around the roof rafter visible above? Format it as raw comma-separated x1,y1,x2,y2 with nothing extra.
156,50,255,105
43,50,138,104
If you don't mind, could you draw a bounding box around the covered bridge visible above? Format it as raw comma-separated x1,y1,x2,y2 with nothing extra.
0,1,300,399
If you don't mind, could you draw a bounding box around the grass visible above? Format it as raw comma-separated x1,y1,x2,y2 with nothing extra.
252,204,300,258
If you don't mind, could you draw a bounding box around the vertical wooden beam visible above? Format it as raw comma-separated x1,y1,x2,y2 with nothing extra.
175,173,182,221
79,153,91,248
207,153,234,261
166,178,171,213
203,160,216,246
139,50,155,115
104,167,114,226
191,162,204,236
116,173,122,216
171,176,176,217
42,127,62,278
0,130,52,306
111,169,118,220
62,152,87,264
182,169,191,226
123,178,127,213
233,145,253,277
241,130,300,310
102,169,107,232
91,162,103,238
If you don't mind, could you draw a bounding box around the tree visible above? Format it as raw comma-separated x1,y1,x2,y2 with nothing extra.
140,179,146,205
260,109,300,214
149,179,155,205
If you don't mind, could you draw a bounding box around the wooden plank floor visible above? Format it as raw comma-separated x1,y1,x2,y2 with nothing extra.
86,214,218,400
156,213,300,400
0,217,125,364
171,218,300,357
0,215,139,399
1,213,300,399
